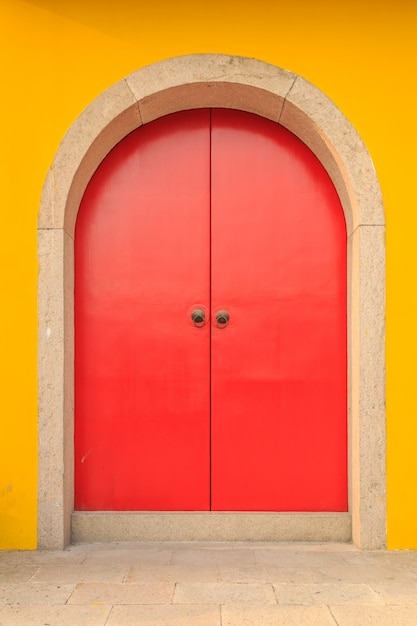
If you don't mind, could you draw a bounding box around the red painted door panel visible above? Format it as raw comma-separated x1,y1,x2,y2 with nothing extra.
75,110,211,510
75,109,347,512
211,109,347,510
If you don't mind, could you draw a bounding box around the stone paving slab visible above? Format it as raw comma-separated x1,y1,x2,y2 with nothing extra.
339,550,417,569
0,604,111,625
330,604,417,625
259,565,319,583
170,547,256,567
173,582,277,605
254,548,353,568
67,581,174,605
83,545,173,566
273,581,382,605
221,604,337,625
313,562,417,584
0,565,39,584
217,566,272,584
125,564,222,583
1,542,417,625
106,604,221,625
367,584,417,605
0,583,74,605
0,549,84,565
31,562,127,583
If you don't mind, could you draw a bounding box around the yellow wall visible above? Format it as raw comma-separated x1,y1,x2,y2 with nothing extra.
0,0,416,549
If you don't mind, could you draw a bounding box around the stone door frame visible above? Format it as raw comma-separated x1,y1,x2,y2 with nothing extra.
38,54,386,549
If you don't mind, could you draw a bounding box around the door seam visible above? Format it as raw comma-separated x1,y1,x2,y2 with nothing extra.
209,108,213,511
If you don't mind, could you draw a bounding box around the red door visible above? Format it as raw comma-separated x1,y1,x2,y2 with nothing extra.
75,110,211,510
75,109,347,512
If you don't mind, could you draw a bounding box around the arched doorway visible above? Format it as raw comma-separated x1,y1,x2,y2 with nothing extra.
74,108,347,513
38,55,385,549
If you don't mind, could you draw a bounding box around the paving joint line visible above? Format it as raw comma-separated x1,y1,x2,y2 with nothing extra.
328,604,340,624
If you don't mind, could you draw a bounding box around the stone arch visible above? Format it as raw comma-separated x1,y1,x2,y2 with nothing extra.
38,54,385,549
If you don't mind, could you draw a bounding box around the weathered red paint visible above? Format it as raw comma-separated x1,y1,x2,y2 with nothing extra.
75,109,347,512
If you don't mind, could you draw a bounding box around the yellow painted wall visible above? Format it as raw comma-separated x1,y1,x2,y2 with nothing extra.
0,0,416,549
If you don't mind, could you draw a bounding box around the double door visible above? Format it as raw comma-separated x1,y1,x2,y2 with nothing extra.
75,109,347,512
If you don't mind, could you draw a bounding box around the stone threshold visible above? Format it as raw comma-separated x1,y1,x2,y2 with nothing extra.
71,511,351,543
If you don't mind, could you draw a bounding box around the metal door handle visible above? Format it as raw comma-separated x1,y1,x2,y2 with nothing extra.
191,308,206,327
215,310,230,328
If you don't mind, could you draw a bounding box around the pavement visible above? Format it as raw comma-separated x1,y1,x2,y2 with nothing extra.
1,542,417,625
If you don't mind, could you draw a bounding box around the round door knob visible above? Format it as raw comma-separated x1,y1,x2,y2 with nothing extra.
191,308,206,327
215,310,230,328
